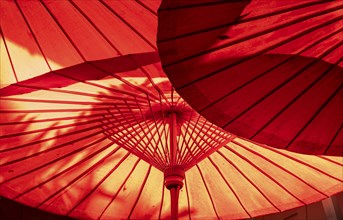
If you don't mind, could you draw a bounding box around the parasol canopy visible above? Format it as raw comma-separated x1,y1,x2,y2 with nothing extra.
1,69,342,220
1,0,342,219
157,0,343,156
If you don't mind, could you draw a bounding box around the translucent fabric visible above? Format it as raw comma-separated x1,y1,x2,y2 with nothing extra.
1,1,342,219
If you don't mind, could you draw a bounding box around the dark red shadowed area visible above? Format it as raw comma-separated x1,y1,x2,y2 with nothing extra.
1,0,342,219
157,0,343,156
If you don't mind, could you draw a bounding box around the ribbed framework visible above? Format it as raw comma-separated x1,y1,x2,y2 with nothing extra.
157,0,343,156
101,93,233,171
0,0,234,171
0,1,342,219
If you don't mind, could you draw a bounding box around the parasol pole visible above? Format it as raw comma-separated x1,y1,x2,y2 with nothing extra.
170,111,177,166
164,110,184,220
170,186,180,220
164,167,185,220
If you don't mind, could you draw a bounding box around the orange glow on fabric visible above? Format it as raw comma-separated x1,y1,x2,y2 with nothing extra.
1,1,342,219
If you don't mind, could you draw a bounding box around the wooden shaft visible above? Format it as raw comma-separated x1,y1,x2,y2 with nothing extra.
170,112,177,166
170,186,180,220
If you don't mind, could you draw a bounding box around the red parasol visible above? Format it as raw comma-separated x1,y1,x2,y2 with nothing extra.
1,0,342,219
157,0,343,156
1,71,342,219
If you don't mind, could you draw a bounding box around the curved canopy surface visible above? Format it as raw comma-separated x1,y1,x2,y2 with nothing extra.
1,75,342,219
0,0,342,219
157,0,343,156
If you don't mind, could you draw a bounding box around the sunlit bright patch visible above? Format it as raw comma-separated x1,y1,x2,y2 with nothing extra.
0,0,342,219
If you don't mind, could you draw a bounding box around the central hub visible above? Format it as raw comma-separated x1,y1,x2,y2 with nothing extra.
164,166,185,220
144,102,194,127
163,108,181,118
164,167,185,189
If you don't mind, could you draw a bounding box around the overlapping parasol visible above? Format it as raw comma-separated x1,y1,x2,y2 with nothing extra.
157,0,343,156
0,0,342,219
